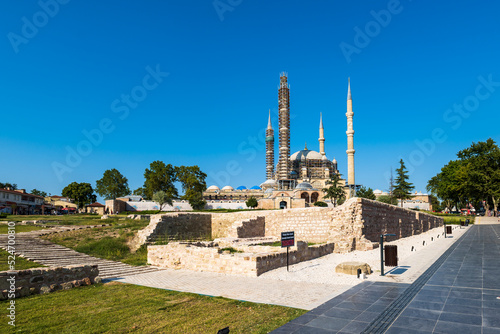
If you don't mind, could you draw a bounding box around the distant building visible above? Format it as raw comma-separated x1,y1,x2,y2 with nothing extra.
0,188,45,214
106,195,250,214
373,190,433,211
45,195,78,213
85,202,106,215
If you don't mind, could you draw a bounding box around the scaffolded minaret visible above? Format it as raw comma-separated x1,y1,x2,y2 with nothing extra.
346,78,355,186
277,72,291,185
265,110,274,180
319,112,325,156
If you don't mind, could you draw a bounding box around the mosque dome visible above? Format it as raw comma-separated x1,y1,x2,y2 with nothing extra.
221,186,234,191
295,182,316,190
250,186,261,190
260,179,277,189
290,149,323,161
332,158,337,163
207,185,220,191
236,186,247,190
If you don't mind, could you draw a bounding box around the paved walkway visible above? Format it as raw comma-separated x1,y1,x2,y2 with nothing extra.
114,225,467,311
0,226,160,280
273,218,500,333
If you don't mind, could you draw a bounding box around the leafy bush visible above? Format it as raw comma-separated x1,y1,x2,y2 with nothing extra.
313,201,328,207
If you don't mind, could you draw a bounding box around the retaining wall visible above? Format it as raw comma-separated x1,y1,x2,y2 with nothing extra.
0,265,99,300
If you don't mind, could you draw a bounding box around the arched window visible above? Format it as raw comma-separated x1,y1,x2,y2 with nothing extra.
311,192,319,203
301,192,310,203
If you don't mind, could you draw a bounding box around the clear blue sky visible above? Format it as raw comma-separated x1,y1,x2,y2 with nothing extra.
1,0,500,201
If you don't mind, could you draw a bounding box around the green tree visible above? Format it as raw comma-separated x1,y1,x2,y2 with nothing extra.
95,169,131,200
322,173,346,207
427,139,500,214
133,187,145,197
377,194,398,205
429,195,442,212
176,166,207,210
0,182,17,190
356,186,376,200
61,182,97,209
393,159,415,207
30,189,47,197
143,161,178,200
245,196,258,208
152,191,172,211
427,160,466,211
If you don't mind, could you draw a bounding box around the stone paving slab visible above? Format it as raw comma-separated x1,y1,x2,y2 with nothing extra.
272,220,500,333
114,269,353,310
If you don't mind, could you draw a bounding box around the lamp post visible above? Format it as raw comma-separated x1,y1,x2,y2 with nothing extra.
380,233,396,276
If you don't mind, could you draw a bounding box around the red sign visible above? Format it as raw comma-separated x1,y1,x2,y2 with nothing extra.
281,231,295,247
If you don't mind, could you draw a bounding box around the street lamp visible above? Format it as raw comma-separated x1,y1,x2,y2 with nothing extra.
380,233,396,276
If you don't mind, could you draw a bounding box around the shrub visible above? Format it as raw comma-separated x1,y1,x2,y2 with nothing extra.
313,201,328,207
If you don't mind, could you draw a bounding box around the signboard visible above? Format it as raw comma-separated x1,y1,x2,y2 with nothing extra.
281,231,295,247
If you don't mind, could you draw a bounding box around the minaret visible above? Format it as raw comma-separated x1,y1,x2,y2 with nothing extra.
265,110,274,180
277,72,291,182
319,112,325,156
346,78,355,186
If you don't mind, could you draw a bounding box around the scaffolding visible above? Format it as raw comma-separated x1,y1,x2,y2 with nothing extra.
277,72,291,181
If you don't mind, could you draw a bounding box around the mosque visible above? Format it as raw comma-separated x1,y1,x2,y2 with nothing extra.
204,73,356,209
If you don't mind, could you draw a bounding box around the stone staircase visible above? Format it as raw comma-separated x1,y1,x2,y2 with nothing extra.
0,226,160,280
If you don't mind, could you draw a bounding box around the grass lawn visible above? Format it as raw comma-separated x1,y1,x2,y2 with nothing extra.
0,282,306,333
41,220,150,266
0,214,123,226
0,249,45,271
0,225,46,234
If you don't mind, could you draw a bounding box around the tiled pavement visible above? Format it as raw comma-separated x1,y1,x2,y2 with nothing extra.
272,219,500,333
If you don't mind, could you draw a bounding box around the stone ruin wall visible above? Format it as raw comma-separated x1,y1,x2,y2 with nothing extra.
359,199,443,242
148,241,335,276
130,212,212,251
0,265,99,300
136,198,443,253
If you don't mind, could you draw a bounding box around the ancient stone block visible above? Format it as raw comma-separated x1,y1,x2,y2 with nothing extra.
335,262,372,275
